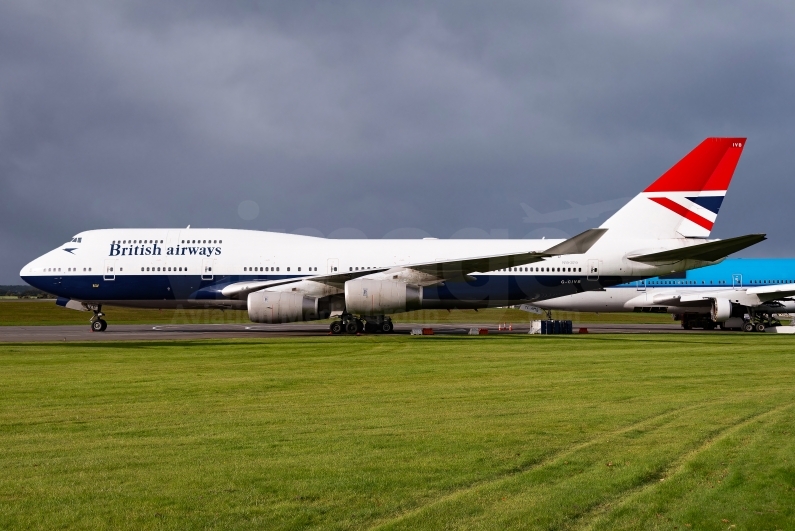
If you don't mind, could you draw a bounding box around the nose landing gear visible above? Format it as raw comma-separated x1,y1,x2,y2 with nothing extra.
89,305,107,332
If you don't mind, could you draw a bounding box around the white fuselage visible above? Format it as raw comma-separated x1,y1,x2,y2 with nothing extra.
20,228,713,312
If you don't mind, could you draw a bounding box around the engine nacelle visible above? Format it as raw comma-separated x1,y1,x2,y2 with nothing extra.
711,298,733,322
345,279,422,315
247,290,318,323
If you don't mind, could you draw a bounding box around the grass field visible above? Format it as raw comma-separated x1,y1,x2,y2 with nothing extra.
0,300,675,326
1,335,794,530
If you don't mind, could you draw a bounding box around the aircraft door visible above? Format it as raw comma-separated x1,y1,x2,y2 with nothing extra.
202,259,215,280
166,230,181,248
587,259,600,281
732,274,742,290
104,259,116,281
327,258,339,273
637,279,646,291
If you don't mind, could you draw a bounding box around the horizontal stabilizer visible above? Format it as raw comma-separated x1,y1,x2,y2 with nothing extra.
628,233,766,264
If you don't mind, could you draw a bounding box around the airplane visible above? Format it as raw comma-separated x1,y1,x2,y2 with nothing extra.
521,197,630,223
535,258,795,332
20,137,764,334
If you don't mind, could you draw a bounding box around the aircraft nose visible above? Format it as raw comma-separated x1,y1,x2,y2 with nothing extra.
19,255,44,282
20,259,36,278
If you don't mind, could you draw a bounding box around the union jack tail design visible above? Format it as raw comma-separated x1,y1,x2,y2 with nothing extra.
601,138,746,239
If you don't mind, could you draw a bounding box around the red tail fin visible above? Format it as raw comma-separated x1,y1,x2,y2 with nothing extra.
601,137,746,239
644,138,746,193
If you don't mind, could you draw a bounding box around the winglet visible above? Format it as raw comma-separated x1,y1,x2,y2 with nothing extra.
542,228,608,255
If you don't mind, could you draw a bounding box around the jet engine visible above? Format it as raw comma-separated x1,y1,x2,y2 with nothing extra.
247,290,318,323
710,298,733,322
345,279,422,315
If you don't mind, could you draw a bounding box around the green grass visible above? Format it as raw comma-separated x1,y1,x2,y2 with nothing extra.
1,335,794,530
0,300,675,326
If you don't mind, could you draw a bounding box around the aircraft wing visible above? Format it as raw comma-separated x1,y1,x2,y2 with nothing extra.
221,228,608,298
647,290,720,306
403,228,607,280
646,284,795,307
746,283,795,302
220,269,385,299
628,233,766,265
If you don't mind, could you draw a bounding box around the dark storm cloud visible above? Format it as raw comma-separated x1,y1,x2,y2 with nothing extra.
2,1,794,282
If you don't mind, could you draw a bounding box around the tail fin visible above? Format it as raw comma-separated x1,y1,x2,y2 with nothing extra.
600,137,746,239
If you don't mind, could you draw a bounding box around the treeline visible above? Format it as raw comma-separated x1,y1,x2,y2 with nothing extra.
0,285,53,298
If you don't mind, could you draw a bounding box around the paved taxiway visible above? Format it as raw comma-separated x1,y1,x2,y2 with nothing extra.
0,322,729,342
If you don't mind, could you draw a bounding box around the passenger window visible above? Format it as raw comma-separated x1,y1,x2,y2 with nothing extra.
298,267,301,271
141,267,144,271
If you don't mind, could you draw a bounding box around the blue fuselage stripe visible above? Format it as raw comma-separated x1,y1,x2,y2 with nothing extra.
22,274,639,307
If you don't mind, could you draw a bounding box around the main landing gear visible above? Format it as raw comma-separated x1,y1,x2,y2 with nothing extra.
329,314,394,335
90,305,107,332
741,312,780,333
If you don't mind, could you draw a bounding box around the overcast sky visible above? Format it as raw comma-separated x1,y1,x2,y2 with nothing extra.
2,1,794,284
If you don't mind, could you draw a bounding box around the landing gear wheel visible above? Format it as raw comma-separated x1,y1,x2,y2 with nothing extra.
743,321,755,333
91,319,107,332
755,322,766,333
356,320,365,333
345,321,359,334
703,322,716,330
364,322,378,333
330,321,343,335
380,321,394,333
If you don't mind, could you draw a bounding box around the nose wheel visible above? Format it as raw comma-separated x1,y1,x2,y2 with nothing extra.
89,306,107,332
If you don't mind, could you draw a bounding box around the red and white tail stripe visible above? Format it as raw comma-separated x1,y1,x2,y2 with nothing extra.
601,138,745,239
